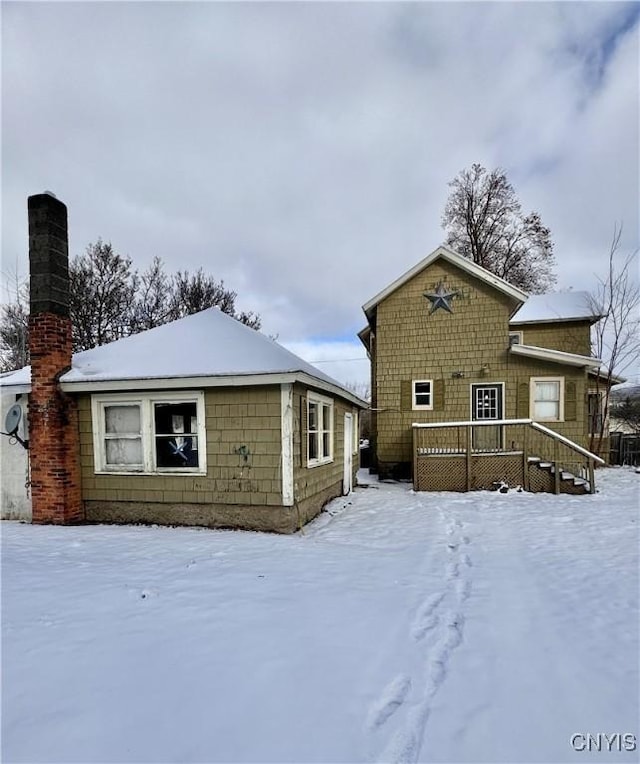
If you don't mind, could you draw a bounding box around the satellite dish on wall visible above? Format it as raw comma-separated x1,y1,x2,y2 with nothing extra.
5,404,22,436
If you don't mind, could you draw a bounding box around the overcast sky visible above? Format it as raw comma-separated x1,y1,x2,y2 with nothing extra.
2,2,639,386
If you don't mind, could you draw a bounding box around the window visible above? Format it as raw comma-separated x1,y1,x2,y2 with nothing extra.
103,404,143,469
509,331,523,346
588,392,604,434
531,377,564,422
92,392,206,474
412,380,433,410
307,394,333,466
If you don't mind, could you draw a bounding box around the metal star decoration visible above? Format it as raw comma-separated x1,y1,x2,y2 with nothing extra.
423,282,459,314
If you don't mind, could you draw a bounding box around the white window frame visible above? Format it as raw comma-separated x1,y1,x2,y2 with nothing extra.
509,330,523,346
412,379,433,411
352,408,359,456
307,392,334,467
92,391,207,475
530,377,564,423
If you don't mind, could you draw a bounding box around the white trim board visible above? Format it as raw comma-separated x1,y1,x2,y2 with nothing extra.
280,383,294,507
52,371,367,408
510,343,601,368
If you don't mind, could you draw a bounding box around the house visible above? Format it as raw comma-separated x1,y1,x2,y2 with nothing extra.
0,193,365,532
358,245,608,494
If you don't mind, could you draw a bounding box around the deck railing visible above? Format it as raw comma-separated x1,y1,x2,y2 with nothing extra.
412,418,604,494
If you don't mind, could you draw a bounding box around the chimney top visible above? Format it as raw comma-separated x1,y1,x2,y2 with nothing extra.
28,193,69,317
43,190,58,199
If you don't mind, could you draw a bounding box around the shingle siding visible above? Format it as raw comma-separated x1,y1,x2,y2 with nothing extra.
78,383,360,532
521,321,592,356
373,259,591,476
292,383,358,511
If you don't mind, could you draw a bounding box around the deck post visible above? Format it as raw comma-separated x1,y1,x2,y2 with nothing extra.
466,426,472,491
412,427,418,491
588,458,595,494
522,425,529,491
554,438,560,495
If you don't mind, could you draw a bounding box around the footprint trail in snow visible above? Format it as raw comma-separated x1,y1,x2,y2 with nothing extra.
368,514,474,764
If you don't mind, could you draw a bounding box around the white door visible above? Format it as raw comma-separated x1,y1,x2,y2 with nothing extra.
343,413,353,495
471,383,504,451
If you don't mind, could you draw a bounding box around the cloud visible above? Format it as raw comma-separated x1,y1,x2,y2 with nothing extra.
2,1,638,353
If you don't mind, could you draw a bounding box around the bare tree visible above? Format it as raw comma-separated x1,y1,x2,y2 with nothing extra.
610,395,640,434
132,256,172,331
70,240,139,351
344,380,371,401
0,273,29,372
588,225,640,453
0,248,263,370
442,163,556,293
169,268,261,330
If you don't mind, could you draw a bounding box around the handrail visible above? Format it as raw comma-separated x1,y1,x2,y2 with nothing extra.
412,417,604,465
412,418,532,429
530,421,605,465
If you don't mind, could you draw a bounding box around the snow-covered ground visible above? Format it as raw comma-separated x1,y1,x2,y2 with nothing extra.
2,468,638,763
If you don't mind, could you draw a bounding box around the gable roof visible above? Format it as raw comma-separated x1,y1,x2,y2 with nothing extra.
510,292,601,325
0,308,366,407
362,245,528,324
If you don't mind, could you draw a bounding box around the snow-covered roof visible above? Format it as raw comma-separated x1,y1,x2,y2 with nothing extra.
362,245,528,323
510,292,600,325
0,308,366,406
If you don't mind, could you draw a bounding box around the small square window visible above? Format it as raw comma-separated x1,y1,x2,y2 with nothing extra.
509,331,523,346
413,380,433,410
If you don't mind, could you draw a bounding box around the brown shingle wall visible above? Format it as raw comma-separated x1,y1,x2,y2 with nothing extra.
374,260,590,468
291,383,358,504
520,321,592,356
78,386,283,506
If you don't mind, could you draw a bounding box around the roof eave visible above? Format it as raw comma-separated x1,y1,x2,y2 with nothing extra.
0,383,30,395
357,326,371,356
510,343,602,369
588,368,627,386
57,371,368,408
509,316,603,327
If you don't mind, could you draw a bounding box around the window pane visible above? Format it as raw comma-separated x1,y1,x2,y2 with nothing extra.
106,438,142,466
475,388,498,419
535,382,559,401
153,401,199,468
308,432,318,460
322,404,331,430
155,434,199,468
414,382,431,406
535,401,559,419
105,405,140,434
322,432,331,458
154,402,197,435
308,402,318,431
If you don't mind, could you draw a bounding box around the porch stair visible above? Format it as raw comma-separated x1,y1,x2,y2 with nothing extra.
527,456,590,495
412,418,605,495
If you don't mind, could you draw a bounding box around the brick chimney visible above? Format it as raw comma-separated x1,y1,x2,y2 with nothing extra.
28,192,83,524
